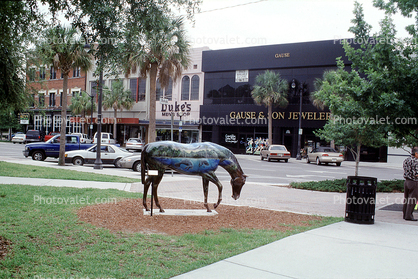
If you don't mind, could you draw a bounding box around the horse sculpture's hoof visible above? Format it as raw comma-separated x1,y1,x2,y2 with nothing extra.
159,209,165,213
213,203,219,209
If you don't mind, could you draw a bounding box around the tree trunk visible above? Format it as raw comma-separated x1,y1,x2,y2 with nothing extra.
58,73,68,166
268,104,273,145
148,63,158,143
113,109,117,143
355,144,361,176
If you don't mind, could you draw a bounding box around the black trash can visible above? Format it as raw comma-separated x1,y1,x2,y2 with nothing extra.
345,176,377,224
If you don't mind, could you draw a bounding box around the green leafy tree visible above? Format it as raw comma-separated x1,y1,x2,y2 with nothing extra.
127,16,191,143
312,59,387,176
251,70,289,145
0,1,42,113
69,91,96,135
342,1,418,147
37,26,92,166
102,80,134,140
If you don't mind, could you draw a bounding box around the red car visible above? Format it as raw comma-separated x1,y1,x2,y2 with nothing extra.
44,132,60,141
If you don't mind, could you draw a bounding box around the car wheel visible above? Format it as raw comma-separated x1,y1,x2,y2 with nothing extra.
336,162,341,166
267,156,271,162
307,157,311,163
260,154,264,160
72,157,84,166
316,157,321,165
284,159,288,163
133,161,141,172
114,158,121,167
32,151,45,161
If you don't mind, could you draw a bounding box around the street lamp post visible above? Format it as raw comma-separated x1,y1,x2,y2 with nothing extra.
296,81,303,160
84,43,103,169
89,94,94,140
94,67,103,169
178,112,183,143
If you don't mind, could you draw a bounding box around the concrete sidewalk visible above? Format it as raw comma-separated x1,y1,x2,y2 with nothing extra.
1,158,418,278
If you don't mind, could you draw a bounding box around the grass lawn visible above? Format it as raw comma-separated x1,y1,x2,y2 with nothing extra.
0,161,139,183
0,184,342,278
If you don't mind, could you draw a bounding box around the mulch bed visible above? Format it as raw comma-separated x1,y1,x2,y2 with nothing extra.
77,197,322,235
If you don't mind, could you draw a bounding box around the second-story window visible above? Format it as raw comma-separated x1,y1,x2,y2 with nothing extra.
50,66,57,79
49,93,55,107
181,75,200,101
181,76,190,100
39,67,46,80
73,67,80,77
39,93,45,107
28,68,36,81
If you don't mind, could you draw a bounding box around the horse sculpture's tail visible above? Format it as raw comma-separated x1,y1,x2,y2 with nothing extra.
141,146,147,184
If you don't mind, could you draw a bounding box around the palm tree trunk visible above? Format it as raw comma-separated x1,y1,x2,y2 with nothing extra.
148,63,158,143
268,104,273,145
58,73,68,166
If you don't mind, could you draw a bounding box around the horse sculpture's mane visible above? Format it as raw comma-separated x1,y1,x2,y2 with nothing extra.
141,141,246,212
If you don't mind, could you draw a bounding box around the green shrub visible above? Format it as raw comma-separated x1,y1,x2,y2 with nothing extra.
290,179,404,193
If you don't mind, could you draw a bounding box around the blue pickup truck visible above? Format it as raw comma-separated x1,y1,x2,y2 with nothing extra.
23,134,94,161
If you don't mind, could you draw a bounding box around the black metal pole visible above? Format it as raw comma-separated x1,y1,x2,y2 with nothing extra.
90,95,94,139
296,84,302,160
94,66,103,169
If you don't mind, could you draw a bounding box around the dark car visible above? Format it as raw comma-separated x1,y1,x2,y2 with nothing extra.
25,130,42,143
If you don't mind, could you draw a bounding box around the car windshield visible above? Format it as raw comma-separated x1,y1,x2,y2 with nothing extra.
321,148,337,152
271,146,286,151
128,139,141,143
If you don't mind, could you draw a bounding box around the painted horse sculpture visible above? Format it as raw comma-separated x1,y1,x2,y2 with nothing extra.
141,141,247,212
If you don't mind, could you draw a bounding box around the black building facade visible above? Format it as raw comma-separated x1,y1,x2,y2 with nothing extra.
200,40,351,156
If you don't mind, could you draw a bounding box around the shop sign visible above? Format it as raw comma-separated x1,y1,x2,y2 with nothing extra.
161,101,192,117
229,111,330,121
225,134,238,143
235,70,248,83
19,113,30,124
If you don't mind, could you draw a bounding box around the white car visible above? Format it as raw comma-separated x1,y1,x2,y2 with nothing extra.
93,132,116,144
125,138,143,151
12,133,26,144
65,144,132,166
72,133,93,144
307,147,344,166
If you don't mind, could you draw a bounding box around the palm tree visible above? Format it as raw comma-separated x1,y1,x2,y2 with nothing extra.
69,91,96,135
127,16,190,143
102,79,134,142
38,25,92,165
251,70,289,146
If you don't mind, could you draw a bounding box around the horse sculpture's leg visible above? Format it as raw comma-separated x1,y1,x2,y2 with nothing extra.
152,171,165,212
202,172,223,209
143,176,152,211
202,177,211,212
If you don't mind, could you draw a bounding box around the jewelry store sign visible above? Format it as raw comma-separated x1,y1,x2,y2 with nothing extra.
235,70,248,83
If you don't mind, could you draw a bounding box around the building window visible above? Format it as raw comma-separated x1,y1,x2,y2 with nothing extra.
71,90,80,98
138,78,146,101
34,115,44,131
50,66,57,79
73,67,80,77
129,79,137,101
28,68,36,81
60,91,63,107
49,92,55,107
190,75,199,100
38,93,45,107
156,78,173,101
181,76,190,100
39,67,46,80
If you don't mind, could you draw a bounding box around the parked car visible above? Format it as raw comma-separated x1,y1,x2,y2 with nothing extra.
307,147,344,166
260,145,291,162
44,132,60,141
12,133,26,144
93,132,116,144
125,138,143,151
72,133,93,144
65,144,132,166
25,130,42,143
117,154,142,172
23,134,94,161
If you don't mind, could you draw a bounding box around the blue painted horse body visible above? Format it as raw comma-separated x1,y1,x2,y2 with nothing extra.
141,141,247,212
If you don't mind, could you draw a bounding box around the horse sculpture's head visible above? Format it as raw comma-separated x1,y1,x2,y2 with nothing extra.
230,175,247,200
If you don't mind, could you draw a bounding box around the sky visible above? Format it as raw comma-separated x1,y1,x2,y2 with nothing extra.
181,0,416,50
